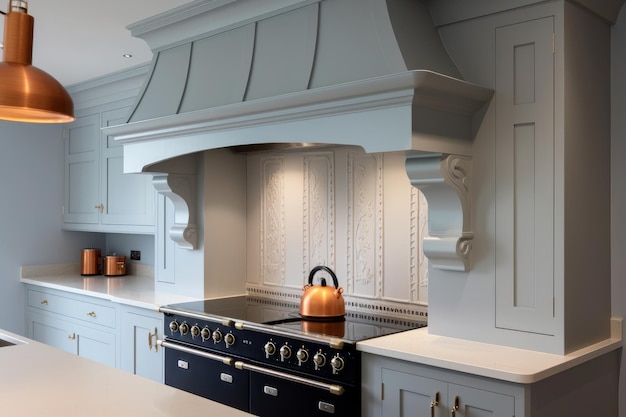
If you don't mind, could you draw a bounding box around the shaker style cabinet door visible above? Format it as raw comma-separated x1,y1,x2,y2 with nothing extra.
27,310,77,355
64,112,100,225
100,106,155,228
381,368,448,417
494,16,556,336
120,307,164,383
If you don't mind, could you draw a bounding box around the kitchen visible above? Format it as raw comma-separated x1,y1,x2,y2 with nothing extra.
1,0,626,416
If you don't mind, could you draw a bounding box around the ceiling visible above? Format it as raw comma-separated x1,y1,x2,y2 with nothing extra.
0,0,193,87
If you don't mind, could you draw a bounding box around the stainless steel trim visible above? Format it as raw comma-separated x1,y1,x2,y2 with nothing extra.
234,360,345,396
158,339,236,366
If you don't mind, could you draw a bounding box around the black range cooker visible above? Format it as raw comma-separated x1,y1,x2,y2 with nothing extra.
159,296,426,416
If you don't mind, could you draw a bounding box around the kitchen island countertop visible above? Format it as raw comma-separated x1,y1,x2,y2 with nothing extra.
357,317,623,384
0,329,254,417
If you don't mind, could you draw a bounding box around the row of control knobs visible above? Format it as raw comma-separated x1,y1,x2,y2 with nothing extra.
168,320,344,374
263,341,345,373
169,320,235,347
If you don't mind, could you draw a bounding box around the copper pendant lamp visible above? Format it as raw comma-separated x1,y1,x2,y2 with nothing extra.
0,0,74,123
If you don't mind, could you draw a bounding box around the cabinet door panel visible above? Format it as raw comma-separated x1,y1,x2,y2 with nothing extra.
449,384,514,417
121,310,163,383
64,113,100,224
75,325,116,368
28,312,76,355
495,16,556,335
382,368,447,417
101,106,155,227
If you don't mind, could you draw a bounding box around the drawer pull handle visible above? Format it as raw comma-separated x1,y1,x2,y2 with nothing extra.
87,311,97,317
68,333,76,340
430,392,440,417
94,204,104,213
40,300,48,305
451,396,460,417
148,327,159,352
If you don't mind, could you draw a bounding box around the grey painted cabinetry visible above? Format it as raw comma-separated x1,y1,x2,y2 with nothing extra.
362,354,519,417
63,99,155,234
362,350,619,417
26,287,117,368
25,285,164,383
120,305,163,383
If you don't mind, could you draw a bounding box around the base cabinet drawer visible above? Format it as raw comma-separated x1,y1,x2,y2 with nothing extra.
27,288,116,328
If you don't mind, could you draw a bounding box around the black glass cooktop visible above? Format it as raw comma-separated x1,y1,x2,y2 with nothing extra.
163,295,427,343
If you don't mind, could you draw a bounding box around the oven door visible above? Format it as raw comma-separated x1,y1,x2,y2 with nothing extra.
249,371,357,416
162,340,249,412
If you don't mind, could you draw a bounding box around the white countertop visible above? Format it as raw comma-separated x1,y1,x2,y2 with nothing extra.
357,317,623,384
20,264,196,311
0,330,254,417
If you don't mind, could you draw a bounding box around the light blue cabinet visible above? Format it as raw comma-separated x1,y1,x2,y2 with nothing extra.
120,306,163,383
63,99,155,234
25,285,164,382
26,288,117,368
363,353,520,417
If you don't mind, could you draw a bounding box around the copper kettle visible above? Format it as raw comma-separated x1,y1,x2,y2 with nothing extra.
300,266,345,320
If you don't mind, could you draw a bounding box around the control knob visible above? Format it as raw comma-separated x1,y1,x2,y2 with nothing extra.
279,344,292,360
264,341,277,357
168,320,179,333
212,329,222,344
313,351,326,369
330,355,345,373
296,348,309,364
190,325,200,338
179,321,189,335
224,333,236,347
200,326,211,340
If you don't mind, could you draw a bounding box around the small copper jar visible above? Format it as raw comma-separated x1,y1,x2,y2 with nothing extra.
104,255,126,276
81,248,101,276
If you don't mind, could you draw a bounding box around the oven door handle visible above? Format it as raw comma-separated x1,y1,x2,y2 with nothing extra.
158,339,236,366
234,360,345,396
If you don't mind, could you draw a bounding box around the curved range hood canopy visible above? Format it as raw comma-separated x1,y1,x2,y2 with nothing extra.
103,0,493,271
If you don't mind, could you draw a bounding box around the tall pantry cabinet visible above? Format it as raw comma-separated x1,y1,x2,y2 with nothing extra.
423,0,612,355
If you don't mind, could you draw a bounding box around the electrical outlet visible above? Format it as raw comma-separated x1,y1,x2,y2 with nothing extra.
130,250,141,261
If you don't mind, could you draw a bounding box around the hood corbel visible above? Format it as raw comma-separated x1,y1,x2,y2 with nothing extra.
406,153,473,272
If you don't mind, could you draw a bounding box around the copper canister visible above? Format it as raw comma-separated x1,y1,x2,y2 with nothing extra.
81,248,101,276
104,255,126,276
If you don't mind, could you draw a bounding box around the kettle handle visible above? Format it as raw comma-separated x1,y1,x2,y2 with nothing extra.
308,266,339,289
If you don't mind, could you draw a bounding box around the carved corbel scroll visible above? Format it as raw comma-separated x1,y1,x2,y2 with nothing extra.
152,173,198,250
405,153,472,271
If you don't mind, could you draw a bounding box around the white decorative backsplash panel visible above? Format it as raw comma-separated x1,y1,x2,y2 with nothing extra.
347,151,383,298
303,152,335,273
248,146,428,312
260,157,286,286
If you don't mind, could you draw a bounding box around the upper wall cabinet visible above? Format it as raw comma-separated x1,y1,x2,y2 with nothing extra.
63,99,155,234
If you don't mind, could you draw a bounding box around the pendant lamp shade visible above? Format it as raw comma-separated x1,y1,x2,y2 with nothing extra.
0,0,74,123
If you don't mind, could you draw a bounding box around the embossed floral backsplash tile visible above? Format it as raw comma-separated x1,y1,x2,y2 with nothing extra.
245,146,429,308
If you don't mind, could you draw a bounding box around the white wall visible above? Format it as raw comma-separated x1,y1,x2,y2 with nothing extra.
612,7,626,417
0,122,103,336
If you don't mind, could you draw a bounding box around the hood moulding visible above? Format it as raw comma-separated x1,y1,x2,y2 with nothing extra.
102,0,494,272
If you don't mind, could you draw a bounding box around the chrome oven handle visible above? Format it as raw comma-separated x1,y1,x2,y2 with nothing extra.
234,360,345,396
158,339,236,366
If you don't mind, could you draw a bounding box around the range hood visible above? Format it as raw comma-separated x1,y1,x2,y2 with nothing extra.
103,0,493,271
